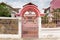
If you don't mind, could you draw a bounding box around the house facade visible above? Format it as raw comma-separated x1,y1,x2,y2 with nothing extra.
0,2,20,17
43,0,60,28
50,0,60,10
44,0,60,13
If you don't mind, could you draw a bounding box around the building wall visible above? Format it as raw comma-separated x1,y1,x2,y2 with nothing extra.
50,0,60,11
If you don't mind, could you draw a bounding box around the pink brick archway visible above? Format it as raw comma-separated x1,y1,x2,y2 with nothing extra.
17,3,44,38
20,5,41,17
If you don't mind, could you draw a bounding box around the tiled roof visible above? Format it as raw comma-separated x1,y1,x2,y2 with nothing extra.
23,2,37,7
0,2,20,13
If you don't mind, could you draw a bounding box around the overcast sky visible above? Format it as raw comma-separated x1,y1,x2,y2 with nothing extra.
0,0,52,13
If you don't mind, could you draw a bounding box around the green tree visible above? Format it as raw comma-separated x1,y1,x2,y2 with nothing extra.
53,8,60,19
0,3,11,17
52,8,60,23
41,13,48,24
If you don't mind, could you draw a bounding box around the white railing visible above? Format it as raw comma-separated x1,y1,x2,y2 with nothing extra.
41,18,60,38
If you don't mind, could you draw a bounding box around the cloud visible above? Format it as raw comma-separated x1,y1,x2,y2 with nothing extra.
8,2,23,8
3,0,24,8
0,0,3,2
2,0,51,8
0,0,51,13
37,0,51,13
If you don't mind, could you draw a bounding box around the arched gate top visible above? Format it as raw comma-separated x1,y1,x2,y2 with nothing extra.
16,3,44,17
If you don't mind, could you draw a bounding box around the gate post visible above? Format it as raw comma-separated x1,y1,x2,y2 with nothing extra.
38,17,41,38
18,17,22,38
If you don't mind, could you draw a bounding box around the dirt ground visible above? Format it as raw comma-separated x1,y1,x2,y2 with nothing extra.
0,38,59,40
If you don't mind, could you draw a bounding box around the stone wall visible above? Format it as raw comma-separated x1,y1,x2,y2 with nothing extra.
0,19,18,34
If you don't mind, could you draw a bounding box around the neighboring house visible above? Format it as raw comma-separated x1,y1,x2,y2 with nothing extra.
13,8,21,13
0,2,20,17
50,0,60,10
44,0,60,13
43,0,60,27
43,7,50,13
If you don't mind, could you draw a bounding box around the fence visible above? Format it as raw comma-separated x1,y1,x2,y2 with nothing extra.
0,17,60,38
0,17,21,38
41,18,60,28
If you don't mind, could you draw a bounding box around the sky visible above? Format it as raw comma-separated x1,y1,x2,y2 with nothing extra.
0,0,52,13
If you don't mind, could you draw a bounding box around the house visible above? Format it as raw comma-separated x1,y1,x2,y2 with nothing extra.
44,0,60,13
50,0,60,10
43,0,60,28
0,2,20,17
43,7,50,13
